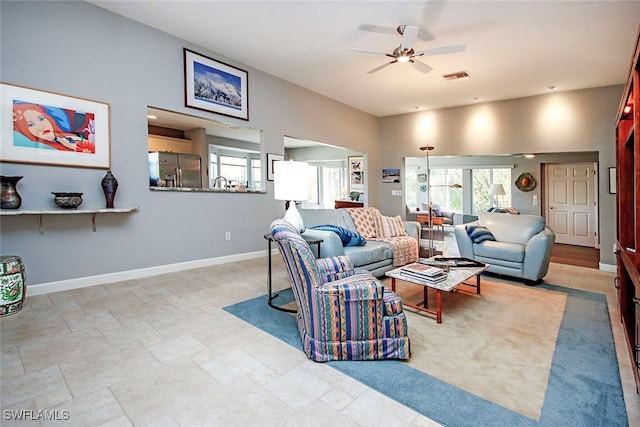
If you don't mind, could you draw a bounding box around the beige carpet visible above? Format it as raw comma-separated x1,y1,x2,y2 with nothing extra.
383,276,567,421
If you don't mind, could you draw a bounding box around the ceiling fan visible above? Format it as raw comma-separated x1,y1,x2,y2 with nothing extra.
350,24,465,74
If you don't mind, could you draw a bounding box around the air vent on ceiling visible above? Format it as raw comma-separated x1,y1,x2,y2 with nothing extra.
442,71,471,81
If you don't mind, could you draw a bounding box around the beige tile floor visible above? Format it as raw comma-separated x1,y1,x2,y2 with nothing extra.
1,242,639,426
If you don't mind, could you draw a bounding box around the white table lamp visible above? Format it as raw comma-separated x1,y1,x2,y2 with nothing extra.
274,160,310,232
489,183,506,207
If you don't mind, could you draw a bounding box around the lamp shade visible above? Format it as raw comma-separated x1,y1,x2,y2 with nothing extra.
274,160,309,201
489,183,506,196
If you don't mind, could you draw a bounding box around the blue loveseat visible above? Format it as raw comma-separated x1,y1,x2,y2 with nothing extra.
454,212,555,283
299,208,420,277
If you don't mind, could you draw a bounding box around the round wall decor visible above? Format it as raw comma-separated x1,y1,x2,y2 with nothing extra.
515,173,537,192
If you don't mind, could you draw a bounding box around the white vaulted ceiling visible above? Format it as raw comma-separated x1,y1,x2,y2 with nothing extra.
91,1,640,117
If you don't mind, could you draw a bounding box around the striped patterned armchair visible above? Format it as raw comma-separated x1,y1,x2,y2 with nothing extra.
270,220,410,362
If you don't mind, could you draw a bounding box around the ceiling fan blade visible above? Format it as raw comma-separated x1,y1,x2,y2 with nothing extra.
410,60,433,74
417,28,435,42
401,25,420,50
417,43,466,56
358,24,397,35
367,61,395,74
349,47,388,56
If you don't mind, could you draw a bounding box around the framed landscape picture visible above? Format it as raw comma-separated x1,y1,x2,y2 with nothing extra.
0,83,110,169
349,155,364,191
382,168,400,183
184,48,249,121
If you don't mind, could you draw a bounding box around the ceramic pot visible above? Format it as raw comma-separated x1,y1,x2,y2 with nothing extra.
52,192,83,209
0,256,26,317
101,170,118,208
0,176,23,209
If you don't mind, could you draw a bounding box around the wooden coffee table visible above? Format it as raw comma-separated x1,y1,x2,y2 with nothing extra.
385,259,489,323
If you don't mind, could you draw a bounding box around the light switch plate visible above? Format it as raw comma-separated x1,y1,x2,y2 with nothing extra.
391,190,402,196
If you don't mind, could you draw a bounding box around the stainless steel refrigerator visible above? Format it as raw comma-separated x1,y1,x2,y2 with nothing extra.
149,151,202,188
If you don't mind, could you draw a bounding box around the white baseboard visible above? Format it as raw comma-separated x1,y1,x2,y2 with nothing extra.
599,262,616,273
27,250,266,297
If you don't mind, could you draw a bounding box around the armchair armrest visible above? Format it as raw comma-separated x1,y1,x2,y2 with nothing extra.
454,223,476,258
317,274,384,297
523,227,556,279
316,256,355,282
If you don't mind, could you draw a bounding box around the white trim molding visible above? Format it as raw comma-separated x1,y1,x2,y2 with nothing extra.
599,263,616,273
27,250,265,296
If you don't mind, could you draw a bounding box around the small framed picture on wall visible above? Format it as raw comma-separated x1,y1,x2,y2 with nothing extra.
348,156,364,191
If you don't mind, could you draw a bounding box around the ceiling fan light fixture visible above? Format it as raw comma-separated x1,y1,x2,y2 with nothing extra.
397,55,411,63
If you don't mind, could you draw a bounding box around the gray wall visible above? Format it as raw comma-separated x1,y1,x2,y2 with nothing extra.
378,86,621,266
0,2,623,286
0,1,381,285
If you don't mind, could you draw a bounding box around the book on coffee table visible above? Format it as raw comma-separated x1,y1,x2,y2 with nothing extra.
402,263,446,276
400,263,448,283
400,271,447,284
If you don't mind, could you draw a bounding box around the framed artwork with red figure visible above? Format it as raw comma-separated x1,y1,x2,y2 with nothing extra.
1,83,110,169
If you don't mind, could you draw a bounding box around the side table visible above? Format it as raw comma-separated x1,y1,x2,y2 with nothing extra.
264,233,323,313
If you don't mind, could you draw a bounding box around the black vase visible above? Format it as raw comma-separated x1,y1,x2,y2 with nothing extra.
1,176,23,209
101,170,118,208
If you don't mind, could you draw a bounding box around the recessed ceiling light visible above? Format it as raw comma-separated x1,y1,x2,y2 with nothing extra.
547,85,556,90
524,154,536,159
472,97,479,101
147,115,157,120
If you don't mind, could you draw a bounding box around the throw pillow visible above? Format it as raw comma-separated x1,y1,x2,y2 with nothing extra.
465,225,496,243
431,208,444,217
381,215,408,237
344,207,380,239
311,224,367,246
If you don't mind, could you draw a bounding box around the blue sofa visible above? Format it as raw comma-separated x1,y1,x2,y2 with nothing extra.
299,208,420,277
454,212,555,282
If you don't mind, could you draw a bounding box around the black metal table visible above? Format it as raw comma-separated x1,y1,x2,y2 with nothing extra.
264,233,322,313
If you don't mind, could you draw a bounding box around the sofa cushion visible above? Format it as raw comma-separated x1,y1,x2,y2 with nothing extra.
474,240,525,263
478,212,545,245
300,208,352,230
380,215,407,237
466,225,496,243
311,224,366,246
344,241,391,266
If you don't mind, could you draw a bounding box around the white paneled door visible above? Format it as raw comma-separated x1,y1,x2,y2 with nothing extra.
546,163,598,247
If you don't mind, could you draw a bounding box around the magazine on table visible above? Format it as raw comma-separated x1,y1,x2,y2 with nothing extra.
399,270,448,284
399,263,448,283
401,263,446,277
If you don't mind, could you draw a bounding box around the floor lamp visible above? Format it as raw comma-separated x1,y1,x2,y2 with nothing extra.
273,160,309,233
419,145,436,257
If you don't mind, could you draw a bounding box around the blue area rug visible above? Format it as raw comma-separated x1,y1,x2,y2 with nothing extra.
224,282,628,426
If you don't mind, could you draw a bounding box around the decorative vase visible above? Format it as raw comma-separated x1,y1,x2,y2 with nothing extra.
0,255,26,317
101,170,118,208
0,176,23,209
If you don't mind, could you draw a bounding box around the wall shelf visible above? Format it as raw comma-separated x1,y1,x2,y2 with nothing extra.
0,207,139,234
